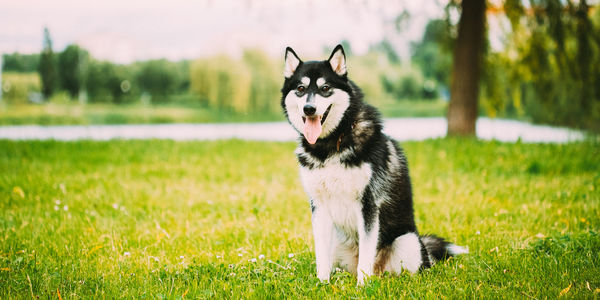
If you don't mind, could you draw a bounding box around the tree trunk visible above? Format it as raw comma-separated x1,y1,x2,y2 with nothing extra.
447,0,487,136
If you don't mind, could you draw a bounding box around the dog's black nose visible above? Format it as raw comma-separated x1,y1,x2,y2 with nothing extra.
304,104,316,116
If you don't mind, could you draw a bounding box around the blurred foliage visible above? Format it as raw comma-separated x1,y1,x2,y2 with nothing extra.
85,60,135,104
516,0,598,130
58,45,86,98
381,65,435,100
2,53,40,73
133,59,189,103
373,40,401,64
1,72,41,104
190,54,252,113
243,50,282,113
39,27,58,98
411,1,600,131
411,19,454,90
4,43,438,114
189,49,284,114
2,26,446,118
348,52,388,103
486,0,600,130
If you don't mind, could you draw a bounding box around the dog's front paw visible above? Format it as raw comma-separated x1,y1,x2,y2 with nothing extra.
357,273,366,286
356,271,373,286
317,272,330,282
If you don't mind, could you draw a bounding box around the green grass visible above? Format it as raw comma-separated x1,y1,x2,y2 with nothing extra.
1,139,599,298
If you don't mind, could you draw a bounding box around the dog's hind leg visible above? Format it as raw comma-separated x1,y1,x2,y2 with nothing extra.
334,241,358,274
382,232,425,274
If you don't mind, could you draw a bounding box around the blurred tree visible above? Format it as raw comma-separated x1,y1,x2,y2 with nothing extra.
58,44,87,98
519,0,599,130
190,55,251,113
413,0,598,131
411,19,454,88
39,27,58,99
399,75,420,99
135,59,179,103
374,40,401,64
481,0,600,130
447,0,487,136
2,53,40,72
86,60,133,103
242,49,280,113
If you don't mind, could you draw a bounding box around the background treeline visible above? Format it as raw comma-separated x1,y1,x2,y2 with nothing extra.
3,2,599,131
3,43,193,105
2,41,439,114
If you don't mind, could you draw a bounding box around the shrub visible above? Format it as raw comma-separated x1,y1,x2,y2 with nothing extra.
135,59,188,103
86,60,136,104
1,72,41,104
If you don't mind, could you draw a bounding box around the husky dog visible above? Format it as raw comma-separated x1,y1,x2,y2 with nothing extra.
280,45,468,284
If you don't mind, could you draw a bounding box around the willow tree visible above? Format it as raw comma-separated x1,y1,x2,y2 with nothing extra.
513,0,599,130
479,0,599,131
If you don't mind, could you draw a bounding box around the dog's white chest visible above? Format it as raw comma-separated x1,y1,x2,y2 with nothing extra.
300,158,372,231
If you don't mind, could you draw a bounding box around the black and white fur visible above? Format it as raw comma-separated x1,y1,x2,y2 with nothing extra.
280,45,468,285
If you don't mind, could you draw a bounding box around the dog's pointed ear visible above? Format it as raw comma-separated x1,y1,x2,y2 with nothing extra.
284,47,302,78
328,44,347,76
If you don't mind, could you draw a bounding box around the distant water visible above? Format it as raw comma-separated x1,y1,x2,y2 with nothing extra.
0,117,586,143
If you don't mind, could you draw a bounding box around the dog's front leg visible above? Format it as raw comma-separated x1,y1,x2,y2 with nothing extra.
312,206,335,282
356,211,379,285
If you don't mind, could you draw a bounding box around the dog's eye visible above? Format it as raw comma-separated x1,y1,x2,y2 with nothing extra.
296,86,305,93
320,85,330,93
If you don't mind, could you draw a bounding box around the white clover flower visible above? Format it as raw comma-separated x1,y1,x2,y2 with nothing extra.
55,199,61,205
112,203,119,209
288,253,294,258
54,205,59,211
249,258,257,263
124,252,131,256
63,205,69,211
258,254,265,260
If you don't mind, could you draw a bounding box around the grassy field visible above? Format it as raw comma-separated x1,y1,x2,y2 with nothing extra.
0,100,447,125
1,139,599,298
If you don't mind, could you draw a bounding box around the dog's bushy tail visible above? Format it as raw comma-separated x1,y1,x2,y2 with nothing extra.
421,234,468,263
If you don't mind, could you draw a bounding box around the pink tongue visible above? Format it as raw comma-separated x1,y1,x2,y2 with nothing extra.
303,116,322,144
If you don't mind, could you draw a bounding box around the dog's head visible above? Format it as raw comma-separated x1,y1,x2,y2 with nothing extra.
280,45,353,144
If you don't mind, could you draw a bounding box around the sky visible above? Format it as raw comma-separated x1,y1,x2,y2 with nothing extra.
0,0,447,63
